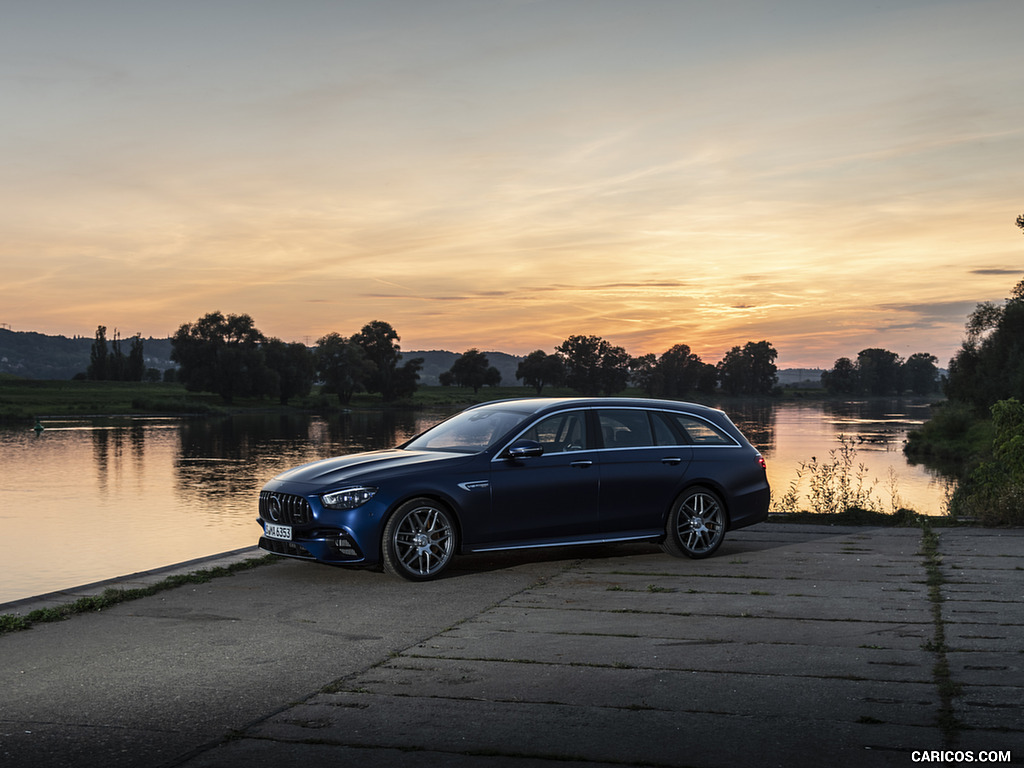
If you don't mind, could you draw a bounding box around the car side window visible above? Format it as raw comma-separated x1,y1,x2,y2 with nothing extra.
520,411,588,453
670,414,735,445
597,409,655,449
650,411,682,446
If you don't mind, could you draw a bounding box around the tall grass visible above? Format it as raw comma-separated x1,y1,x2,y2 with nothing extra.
773,435,913,519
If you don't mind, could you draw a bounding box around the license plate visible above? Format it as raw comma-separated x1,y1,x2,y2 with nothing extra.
265,523,292,541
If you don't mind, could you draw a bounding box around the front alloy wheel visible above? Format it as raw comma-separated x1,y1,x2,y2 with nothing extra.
662,486,726,559
382,498,457,581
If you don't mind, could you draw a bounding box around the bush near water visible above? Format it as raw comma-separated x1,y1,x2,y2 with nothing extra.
905,274,1024,525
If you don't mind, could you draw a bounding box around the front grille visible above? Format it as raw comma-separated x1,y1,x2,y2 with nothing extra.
260,491,313,525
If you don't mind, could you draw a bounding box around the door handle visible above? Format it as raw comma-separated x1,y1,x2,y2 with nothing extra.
661,457,684,465
570,460,594,468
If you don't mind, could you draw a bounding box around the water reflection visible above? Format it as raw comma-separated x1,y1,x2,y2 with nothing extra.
0,401,950,605
719,400,777,453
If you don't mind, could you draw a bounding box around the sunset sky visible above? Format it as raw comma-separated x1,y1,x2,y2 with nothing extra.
2,0,1022,368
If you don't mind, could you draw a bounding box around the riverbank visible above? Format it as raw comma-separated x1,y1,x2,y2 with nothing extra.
1,375,939,424
1,523,1020,767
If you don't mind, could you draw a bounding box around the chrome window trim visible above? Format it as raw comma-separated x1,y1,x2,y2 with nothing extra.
597,406,740,449
491,406,592,463
491,405,739,462
666,410,740,448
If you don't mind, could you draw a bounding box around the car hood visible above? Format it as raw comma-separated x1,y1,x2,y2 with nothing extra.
269,449,473,489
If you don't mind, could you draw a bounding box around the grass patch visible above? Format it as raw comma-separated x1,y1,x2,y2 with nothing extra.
646,584,676,593
0,555,278,636
918,518,963,742
770,507,922,526
0,379,228,422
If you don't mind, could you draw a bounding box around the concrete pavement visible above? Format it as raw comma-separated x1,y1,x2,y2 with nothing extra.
1,524,1021,767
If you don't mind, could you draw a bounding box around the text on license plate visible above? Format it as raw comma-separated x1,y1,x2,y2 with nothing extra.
265,524,292,541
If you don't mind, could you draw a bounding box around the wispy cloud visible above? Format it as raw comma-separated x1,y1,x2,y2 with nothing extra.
1,0,1022,368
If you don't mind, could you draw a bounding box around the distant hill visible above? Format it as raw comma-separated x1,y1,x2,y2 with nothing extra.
402,350,523,387
0,329,175,380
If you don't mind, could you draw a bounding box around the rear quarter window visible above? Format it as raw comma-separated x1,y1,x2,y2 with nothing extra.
671,414,736,445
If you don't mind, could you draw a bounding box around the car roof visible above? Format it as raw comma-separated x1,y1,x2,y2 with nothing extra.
468,397,726,419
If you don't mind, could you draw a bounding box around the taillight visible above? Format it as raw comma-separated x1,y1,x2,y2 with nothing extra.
756,454,767,471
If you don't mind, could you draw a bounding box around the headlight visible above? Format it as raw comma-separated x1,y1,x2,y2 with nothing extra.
321,486,377,510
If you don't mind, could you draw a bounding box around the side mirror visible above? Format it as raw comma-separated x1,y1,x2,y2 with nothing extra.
506,439,543,459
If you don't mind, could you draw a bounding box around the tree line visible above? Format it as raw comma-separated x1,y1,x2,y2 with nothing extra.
164,311,784,404
936,273,1024,523
85,326,148,382
169,314,422,405
515,337,778,398
88,309,951,403
820,349,942,396
899,201,1023,526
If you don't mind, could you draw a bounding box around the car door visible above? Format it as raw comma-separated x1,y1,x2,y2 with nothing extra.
664,410,747,495
480,409,601,548
595,408,693,536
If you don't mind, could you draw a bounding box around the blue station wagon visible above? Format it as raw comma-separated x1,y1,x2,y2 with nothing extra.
258,398,770,580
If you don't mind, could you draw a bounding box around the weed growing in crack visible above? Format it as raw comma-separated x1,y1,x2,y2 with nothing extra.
919,518,964,743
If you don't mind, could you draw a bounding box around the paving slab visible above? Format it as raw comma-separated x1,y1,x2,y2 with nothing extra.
242,693,943,768
358,656,941,727
452,606,933,649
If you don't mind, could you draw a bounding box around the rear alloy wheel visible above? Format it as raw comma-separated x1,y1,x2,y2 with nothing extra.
382,498,457,581
662,486,726,559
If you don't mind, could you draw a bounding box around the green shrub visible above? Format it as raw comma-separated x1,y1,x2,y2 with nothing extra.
949,398,1024,525
773,436,911,517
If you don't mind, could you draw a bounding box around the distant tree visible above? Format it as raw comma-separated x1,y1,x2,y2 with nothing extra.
695,361,719,394
108,330,126,382
516,350,565,395
315,333,373,405
631,353,658,396
87,326,145,381
651,344,713,398
264,338,315,405
946,277,1024,408
393,356,424,400
171,311,269,404
127,334,146,382
87,326,108,381
556,335,602,395
856,348,903,396
556,335,630,396
822,357,858,394
446,349,501,393
599,343,632,396
717,340,778,395
902,352,940,395
352,320,414,401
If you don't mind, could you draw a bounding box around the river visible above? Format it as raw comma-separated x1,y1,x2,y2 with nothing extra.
0,398,951,605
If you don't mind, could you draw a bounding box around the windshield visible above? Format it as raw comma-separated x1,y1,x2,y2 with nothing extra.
403,407,527,453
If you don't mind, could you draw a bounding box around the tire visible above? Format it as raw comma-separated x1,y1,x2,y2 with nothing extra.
661,486,727,559
381,498,457,581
